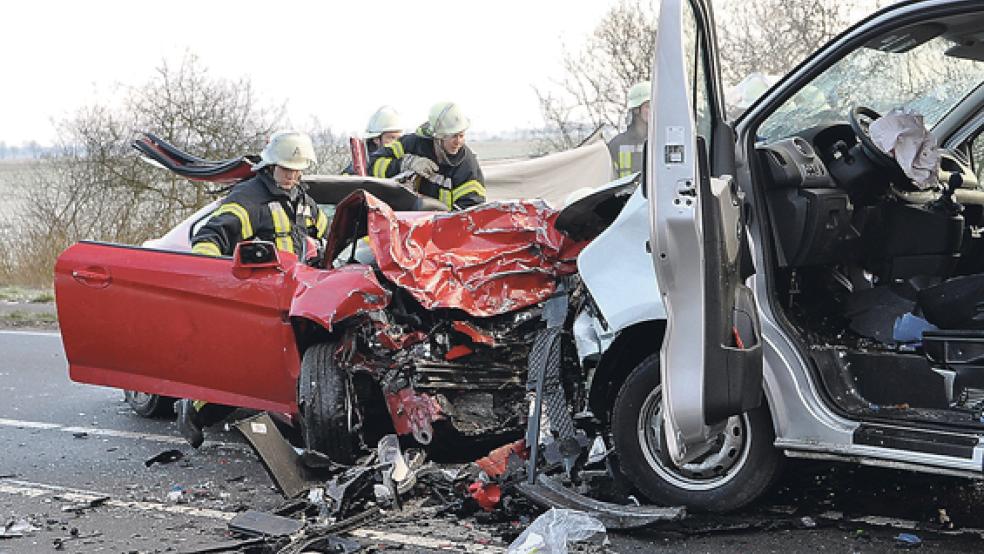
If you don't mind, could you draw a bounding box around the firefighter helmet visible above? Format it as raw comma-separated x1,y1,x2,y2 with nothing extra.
365,106,402,139
253,130,317,171
427,101,470,138
626,81,651,110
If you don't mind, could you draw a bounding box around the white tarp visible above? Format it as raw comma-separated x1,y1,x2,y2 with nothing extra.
482,140,613,207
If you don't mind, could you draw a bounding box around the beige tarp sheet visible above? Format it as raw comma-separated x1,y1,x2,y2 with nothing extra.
482,140,613,207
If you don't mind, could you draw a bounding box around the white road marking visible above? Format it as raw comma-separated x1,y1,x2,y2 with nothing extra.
0,416,243,450
0,329,61,338
349,529,506,553
0,479,235,521
0,478,508,552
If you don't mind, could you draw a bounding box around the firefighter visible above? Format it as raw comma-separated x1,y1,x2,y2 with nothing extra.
177,130,328,448
607,81,650,178
341,105,403,175
367,101,486,210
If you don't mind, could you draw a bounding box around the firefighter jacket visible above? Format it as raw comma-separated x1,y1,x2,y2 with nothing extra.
607,120,647,178
367,129,486,210
191,170,329,257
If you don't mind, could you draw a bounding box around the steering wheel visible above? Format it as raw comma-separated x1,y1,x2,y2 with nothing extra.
848,105,946,204
848,106,900,171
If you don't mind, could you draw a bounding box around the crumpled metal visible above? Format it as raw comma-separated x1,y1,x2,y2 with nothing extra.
361,193,587,317
290,263,392,330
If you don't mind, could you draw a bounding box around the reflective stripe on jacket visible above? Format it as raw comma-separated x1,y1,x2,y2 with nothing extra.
191,171,328,257
367,131,486,210
607,124,646,179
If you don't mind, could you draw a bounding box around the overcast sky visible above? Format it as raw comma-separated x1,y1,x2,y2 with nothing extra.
2,0,625,145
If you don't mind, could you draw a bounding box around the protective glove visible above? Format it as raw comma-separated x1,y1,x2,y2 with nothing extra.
401,154,439,179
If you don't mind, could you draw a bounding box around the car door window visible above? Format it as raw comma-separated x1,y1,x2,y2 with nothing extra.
683,0,714,146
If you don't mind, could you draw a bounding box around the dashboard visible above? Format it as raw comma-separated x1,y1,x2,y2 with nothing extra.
756,121,981,273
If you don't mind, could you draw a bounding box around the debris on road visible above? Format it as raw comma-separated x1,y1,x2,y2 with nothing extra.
895,532,923,548
145,449,185,467
58,494,109,513
228,509,305,537
507,508,606,554
51,528,103,550
0,517,40,538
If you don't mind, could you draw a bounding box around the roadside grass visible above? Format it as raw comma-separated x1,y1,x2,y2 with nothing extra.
0,285,55,304
0,310,58,329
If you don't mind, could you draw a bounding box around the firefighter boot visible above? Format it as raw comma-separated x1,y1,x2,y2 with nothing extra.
175,399,205,448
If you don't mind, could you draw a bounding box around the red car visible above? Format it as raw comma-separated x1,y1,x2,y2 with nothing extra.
56,166,588,462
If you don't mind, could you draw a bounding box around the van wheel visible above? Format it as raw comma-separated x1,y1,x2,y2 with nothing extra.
123,391,175,418
611,353,781,512
298,342,359,464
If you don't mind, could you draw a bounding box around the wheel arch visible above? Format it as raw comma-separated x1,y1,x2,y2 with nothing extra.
589,319,666,423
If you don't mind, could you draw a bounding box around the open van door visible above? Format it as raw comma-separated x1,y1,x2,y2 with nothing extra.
649,0,763,465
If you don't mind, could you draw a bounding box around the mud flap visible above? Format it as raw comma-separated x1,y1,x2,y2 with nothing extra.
516,475,686,530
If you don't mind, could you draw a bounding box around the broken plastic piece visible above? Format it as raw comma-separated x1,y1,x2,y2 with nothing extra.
517,475,685,530
1,518,40,538
228,509,304,538
377,434,410,482
468,481,502,512
475,439,528,479
53,492,111,513
145,449,184,467
895,532,922,547
234,413,314,499
452,320,496,346
507,508,606,554
444,344,474,361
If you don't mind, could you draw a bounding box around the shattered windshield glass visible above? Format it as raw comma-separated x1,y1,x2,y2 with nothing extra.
758,34,984,142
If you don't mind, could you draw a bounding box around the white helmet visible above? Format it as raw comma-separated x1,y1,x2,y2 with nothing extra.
427,101,470,138
253,130,317,171
365,106,402,139
626,81,651,110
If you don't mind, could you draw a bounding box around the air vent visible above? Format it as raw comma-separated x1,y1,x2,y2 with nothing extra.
792,137,814,158
770,150,787,166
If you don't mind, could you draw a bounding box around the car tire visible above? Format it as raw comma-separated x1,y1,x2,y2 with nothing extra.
123,391,176,418
611,353,782,512
298,342,358,464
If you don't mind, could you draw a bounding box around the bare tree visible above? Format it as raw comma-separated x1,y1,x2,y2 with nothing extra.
534,0,889,152
0,54,349,286
714,0,863,85
535,0,658,152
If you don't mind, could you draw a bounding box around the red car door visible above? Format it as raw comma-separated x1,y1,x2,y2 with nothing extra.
55,242,300,414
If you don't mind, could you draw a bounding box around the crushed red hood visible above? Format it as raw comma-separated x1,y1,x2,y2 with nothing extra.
327,191,588,317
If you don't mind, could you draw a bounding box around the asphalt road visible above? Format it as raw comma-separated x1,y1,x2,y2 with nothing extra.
3,328,984,553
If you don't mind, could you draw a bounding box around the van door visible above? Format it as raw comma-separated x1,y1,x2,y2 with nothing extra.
649,0,763,465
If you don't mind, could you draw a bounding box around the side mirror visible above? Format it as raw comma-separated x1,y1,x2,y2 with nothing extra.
232,241,282,271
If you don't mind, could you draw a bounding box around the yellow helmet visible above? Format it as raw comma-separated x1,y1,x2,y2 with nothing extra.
626,81,651,110
427,101,470,138
253,130,317,171
365,106,402,139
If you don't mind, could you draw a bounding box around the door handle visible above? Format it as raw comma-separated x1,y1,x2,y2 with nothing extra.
72,268,111,288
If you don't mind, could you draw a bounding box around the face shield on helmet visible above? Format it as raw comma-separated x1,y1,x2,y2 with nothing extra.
252,131,318,171
364,106,402,139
